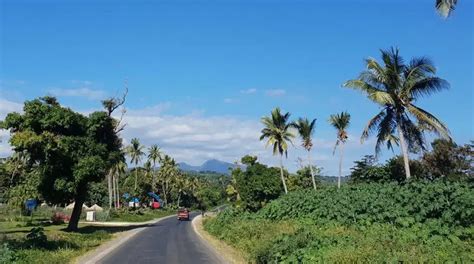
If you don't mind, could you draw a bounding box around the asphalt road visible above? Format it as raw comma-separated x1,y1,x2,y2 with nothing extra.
99,212,223,264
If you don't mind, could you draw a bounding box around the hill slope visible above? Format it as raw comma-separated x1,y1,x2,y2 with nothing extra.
178,159,242,174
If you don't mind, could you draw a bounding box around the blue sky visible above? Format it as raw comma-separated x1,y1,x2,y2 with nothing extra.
0,0,472,175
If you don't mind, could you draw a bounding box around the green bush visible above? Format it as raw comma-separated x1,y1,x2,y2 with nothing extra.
258,181,473,228
205,181,474,262
0,243,17,263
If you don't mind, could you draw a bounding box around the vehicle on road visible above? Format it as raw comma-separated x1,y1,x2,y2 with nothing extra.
177,207,190,221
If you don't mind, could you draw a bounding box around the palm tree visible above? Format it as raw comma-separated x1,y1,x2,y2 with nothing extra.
126,138,145,190
260,107,295,194
292,117,318,190
436,0,457,18
329,112,351,189
343,47,450,180
113,160,127,208
148,145,162,193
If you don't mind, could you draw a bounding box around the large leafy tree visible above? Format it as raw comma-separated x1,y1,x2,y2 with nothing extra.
232,156,283,211
422,139,472,179
126,138,144,191
329,111,351,189
260,107,295,194
2,97,122,231
344,47,451,180
157,154,179,205
292,118,318,190
148,144,162,193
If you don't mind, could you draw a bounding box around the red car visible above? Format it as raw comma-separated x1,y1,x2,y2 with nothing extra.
177,208,190,221
178,208,189,221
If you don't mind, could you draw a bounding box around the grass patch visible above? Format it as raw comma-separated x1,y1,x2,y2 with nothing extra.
0,206,174,263
107,208,174,222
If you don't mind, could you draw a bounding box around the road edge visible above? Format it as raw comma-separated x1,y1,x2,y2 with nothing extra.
191,215,246,264
75,214,176,264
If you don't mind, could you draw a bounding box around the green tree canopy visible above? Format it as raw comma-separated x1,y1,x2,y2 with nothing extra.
2,97,123,231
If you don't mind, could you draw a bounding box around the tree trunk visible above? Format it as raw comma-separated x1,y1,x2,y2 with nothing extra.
397,124,412,179
177,193,181,208
338,143,344,189
134,166,138,190
112,174,116,208
152,161,156,193
66,185,87,231
162,179,168,206
116,175,120,208
107,172,112,209
279,154,288,194
308,150,316,190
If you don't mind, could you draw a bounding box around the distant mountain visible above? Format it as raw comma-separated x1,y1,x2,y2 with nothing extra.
178,159,243,175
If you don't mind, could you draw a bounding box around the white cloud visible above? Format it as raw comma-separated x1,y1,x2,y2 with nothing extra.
48,87,106,100
0,98,22,119
265,89,286,97
0,95,377,175
0,98,22,157
223,98,237,104
240,88,257,94
118,106,374,175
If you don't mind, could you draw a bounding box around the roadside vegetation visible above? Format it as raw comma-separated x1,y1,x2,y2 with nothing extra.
205,47,473,263
0,94,227,262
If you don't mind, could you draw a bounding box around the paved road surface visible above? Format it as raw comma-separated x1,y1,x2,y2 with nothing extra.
99,212,223,264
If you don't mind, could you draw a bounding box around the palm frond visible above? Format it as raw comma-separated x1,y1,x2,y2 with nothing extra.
406,77,449,99
361,110,386,142
436,0,458,18
406,104,451,139
344,79,394,105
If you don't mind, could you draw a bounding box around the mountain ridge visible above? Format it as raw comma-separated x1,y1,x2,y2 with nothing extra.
178,159,242,174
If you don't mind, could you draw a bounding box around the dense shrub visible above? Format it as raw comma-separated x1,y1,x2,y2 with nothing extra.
258,181,473,228
233,162,283,211
205,181,474,262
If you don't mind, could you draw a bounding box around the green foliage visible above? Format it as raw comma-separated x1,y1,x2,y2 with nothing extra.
86,181,108,206
258,181,472,228
287,166,320,191
107,207,174,222
0,243,17,263
2,97,123,230
232,158,283,211
25,227,47,248
205,181,473,262
422,139,473,179
344,47,450,156
385,156,427,181
195,186,223,210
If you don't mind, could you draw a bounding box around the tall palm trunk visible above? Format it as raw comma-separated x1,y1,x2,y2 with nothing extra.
308,150,316,190
397,123,412,179
107,172,112,209
338,143,345,189
152,161,156,193
115,175,120,208
134,165,138,190
112,174,116,208
279,154,288,194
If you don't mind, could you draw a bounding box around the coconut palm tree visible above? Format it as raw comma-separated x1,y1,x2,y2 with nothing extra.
126,138,145,191
260,107,295,194
343,47,450,180
436,0,457,18
148,145,162,193
329,112,351,189
113,160,127,208
292,117,318,190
